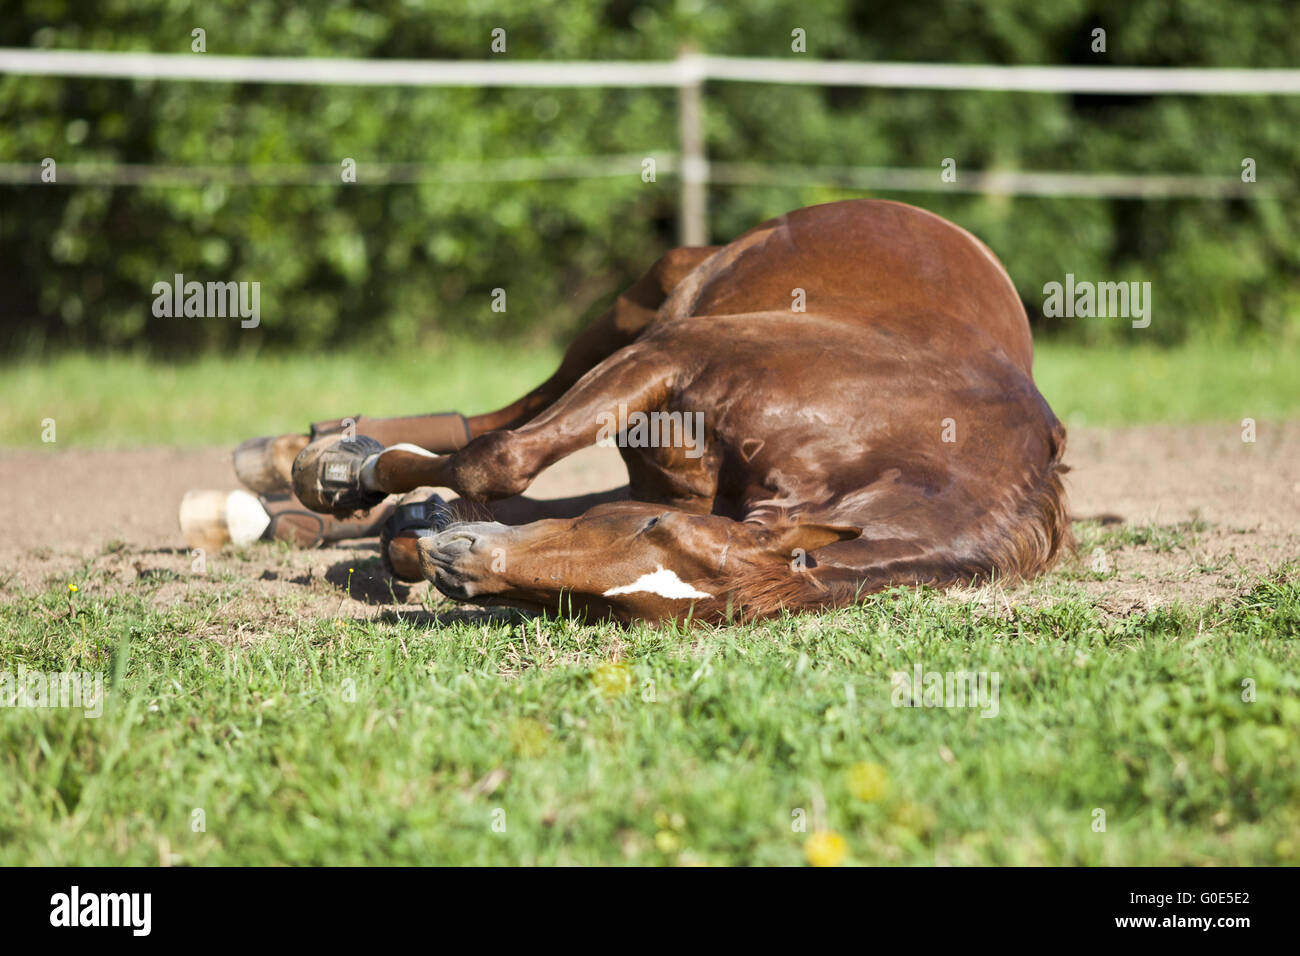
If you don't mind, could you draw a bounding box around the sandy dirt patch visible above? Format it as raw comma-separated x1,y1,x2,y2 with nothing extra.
2,423,1296,625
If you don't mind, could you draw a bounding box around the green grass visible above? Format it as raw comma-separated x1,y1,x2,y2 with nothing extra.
1,336,1297,447
0,339,563,448
1033,338,1300,428
3,336,1297,864
2,567,1298,865
1076,518,1212,555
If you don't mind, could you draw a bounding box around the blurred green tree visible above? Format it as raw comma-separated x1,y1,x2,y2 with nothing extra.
1,0,1296,354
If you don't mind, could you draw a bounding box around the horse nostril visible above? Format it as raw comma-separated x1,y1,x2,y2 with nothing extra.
437,531,478,555
638,514,665,534
427,521,509,557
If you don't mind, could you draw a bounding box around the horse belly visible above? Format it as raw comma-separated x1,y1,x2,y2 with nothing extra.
662,200,1033,374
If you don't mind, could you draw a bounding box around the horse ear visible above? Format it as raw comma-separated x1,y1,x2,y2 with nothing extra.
764,522,861,555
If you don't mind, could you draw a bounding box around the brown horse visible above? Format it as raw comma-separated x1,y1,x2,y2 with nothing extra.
275,199,1070,622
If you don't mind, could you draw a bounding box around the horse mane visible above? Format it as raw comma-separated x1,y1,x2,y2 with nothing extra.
702,422,1073,622
971,419,1074,585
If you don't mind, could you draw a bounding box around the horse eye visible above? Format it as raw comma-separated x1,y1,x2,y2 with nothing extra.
639,516,660,534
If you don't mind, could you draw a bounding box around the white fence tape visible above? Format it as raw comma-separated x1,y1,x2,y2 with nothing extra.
3,49,1300,94
1,48,1289,237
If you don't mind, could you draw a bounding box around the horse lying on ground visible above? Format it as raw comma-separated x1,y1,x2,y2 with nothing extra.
186,199,1071,623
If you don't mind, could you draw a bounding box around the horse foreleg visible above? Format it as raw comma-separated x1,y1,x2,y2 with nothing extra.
341,246,721,445
241,247,718,496
356,345,677,502
463,245,720,435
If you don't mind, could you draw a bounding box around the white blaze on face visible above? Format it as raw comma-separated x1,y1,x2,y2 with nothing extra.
603,565,713,601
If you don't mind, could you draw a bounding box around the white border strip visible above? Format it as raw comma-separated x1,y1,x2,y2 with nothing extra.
0,49,688,87
2,48,1300,94
694,55,1300,94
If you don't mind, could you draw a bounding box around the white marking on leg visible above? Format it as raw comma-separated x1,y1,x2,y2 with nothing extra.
603,566,713,600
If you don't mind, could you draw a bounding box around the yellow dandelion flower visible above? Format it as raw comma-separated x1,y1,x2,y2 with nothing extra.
847,761,890,802
654,830,681,853
804,830,847,867
654,809,685,831
591,661,632,697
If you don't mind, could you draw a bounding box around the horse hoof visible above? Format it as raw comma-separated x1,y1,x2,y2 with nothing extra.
179,489,272,552
232,434,310,495
380,489,450,582
291,435,388,517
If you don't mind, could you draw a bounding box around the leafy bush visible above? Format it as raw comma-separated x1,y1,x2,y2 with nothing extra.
1,0,1297,354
